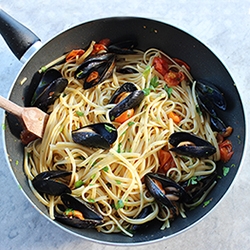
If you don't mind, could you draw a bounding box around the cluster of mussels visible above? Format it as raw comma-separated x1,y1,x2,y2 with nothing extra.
29,39,230,232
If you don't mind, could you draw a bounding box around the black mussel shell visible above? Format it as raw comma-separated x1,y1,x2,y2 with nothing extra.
196,89,217,117
117,67,139,74
31,69,62,106
109,90,144,121
196,79,226,111
32,77,68,112
108,40,137,54
75,53,115,89
54,193,103,229
145,173,188,214
32,170,72,196
130,205,153,233
169,132,216,158
210,115,227,132
109,82,138,104
61,193,103,220
181,171,217,204
72,123,118,149
196,87,227,133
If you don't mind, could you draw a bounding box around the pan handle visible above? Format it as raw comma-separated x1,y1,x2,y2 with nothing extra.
0,9,42,62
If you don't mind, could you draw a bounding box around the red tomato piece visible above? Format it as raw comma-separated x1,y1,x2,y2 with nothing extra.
219,139,234,163
158,148,176,174
164,70,185,86
153,57,169,76
66,49,85,61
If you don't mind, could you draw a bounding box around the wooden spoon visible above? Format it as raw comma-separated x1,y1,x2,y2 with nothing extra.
0,95,49,138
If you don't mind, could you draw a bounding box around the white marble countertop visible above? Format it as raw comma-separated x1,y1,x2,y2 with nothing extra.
0,1,249,249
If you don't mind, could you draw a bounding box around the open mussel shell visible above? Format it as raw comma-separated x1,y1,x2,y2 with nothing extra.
32,170,72,196
109,89,144,121
196,88,227,132
75,53,115,89
181,171,218,204
31,73,68,112
169,132,216,158
145,173,189,214
54,193,104,229
108,40,137,54
196,79,226,111
130,205,153,233
30,68,62,106
109,82,138,104
72,122,118,149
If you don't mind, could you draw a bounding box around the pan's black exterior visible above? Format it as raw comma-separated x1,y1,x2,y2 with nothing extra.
3,17,246,245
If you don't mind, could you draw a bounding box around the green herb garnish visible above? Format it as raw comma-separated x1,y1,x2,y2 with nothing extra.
150,76,159,89
102,166,109,172
76,111,84,116
115,180,121,185
164,85,173,98
75,180,84,188
104,124,116,133
223,166,230,176
196,105,202,116
143,65,151,78
115,199,124,209
203,198,212,207
142,88,151,96
117,143,122,153
128,121,135,126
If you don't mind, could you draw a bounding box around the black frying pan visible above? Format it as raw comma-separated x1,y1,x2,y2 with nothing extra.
0,9,246,245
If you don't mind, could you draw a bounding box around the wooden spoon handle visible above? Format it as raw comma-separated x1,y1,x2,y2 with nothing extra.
0,95,24,117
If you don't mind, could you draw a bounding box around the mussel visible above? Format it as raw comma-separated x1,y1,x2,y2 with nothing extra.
168,132,216,158
31,69,68,112
129,205,153,233
108,82,144,121
75,53,115,89
180,171,217,204
117,67,139,74
108,40,137,54
32,170,72,196
72,122,118,149
145,173,188,215
55,193,104,229
195,79,227,132
196,79,226,111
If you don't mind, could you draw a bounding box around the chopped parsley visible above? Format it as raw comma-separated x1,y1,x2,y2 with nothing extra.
115,199,124,209
143,76,160,96
187,176,198,186
128,121,135,126
164,85,173,98
203,198,212,207
142,88,151,96
196,105,202,116
104,124,116,133
115,180,121,185
76,110,84,116
90,173,96,179
150,76,159,89
75,180,84,188
143,65,151,78
88,198,95,203
102,166,109,172
223,166,230,176
117,143,122,153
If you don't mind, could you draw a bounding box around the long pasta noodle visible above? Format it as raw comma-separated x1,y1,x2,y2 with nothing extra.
24,42,221,236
